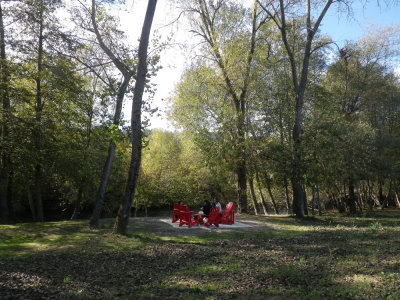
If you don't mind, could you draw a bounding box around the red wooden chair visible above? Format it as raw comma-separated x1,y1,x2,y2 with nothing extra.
172,203,181,223
205,207,220,227
179,205,195,228
220,202,235,225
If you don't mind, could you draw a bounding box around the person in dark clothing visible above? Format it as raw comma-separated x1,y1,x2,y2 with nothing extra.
202,200,212,216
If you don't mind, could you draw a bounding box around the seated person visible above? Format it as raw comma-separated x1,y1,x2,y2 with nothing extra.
202,200,212,216
212,198,222,215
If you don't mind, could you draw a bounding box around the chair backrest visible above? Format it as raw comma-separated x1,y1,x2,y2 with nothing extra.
222,202,234,216
173,203,181,210
208,207,220,220
180,205,190,212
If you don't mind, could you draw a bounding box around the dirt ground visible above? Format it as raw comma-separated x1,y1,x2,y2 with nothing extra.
127,215,279,236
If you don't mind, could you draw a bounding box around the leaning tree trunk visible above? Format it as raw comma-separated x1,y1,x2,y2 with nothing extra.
90,76,130,228
0,2,10,224
113,0,157,235
88,0,133,229
89,75,130,228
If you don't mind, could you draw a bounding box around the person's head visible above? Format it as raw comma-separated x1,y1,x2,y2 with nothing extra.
212,197,217,203
205,200,210,205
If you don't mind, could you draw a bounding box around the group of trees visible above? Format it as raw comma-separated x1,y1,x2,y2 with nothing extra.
1,0,399,228
0,0,158,234
170,0,400,216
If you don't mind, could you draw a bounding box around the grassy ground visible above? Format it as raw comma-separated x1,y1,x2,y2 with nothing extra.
1,210,400,299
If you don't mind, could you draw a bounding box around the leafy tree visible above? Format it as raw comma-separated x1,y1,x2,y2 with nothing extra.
257,0,346,217
113,0,157,235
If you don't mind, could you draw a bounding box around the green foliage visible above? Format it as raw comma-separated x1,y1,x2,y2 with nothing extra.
136,129,220,209
62,276,71,284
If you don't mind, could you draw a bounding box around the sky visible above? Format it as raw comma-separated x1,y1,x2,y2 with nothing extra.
116,0,400,130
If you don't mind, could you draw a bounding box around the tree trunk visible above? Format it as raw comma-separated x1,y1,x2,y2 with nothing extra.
265,175,278,214
303,185,308,215
26,180,36,221
236,110,247,213
71,185,83,220
348,178,357,214
34,6,44,222
382,180,392,208
272,0,333,218
88,0,133,229
255,172,268,215
248,175,258,215
316,181,322,216
395,191,400,208
311,185,315,215
113,0,157,235
291,98,305,218
89,142,116,228
34,165,43,221
237,156,248,213
378,180,384,206
284,176,291,214
0,2,9,224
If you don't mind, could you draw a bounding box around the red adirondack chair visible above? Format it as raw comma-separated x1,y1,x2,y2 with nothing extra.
172,203,181,223
178,205,195,228
205,207,220,227
220,202,235,225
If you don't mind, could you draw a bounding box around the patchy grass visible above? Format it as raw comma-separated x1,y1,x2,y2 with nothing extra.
1,210,400,299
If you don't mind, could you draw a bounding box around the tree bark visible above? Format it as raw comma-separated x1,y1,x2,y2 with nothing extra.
26,180,36,221
265,174,278,214
0,2,10,224
395,191,400,208
316,181,322,216
303,185,308,215
34,2,44,222
255,172,268,215
71,185,83,220
378,180,384,206
348,178,357,214
90,142,116,227
312,185,316,215
248,175,258,215
284,176,291,214
113,0,157,235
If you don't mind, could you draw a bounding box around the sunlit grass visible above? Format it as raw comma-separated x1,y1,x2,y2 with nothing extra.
0,219,146,259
